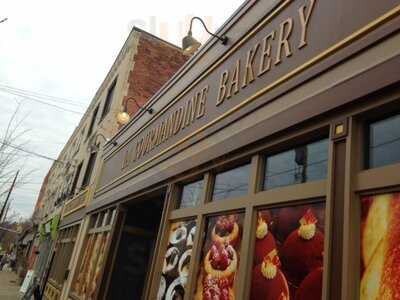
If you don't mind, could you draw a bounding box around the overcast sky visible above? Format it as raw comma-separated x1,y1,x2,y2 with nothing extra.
0,0,244,218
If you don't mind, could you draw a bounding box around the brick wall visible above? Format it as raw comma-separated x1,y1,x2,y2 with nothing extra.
124,32,188,116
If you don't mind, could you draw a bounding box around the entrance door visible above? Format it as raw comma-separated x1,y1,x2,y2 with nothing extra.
106,196,164,299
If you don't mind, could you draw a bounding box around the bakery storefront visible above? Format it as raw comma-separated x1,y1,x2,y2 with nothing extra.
75,0,400,299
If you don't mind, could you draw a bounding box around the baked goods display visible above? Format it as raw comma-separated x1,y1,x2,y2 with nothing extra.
360,193,400,300
195,213,244,300
251,203,325,300
158,220,197,300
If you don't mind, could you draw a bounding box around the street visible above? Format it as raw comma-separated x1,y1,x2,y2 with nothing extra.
0,271,21,300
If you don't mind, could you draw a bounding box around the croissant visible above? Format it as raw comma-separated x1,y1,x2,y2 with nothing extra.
361,193,400,300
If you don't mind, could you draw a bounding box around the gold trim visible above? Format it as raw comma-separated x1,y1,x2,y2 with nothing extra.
104,0,292,159
62,187,92,218
97,3,400,195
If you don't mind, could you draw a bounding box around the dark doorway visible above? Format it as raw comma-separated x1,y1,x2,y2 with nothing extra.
106,194,165,299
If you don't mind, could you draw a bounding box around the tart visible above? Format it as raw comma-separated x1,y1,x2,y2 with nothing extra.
195,274,235,300
295,267,323,300
212,215,240,247
163,247,180,278
204,241,237,282
250,249,289,300
281,209,324,285
255,212,277,265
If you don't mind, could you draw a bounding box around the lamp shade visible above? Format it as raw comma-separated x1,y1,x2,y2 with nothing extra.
182,32,201,56
117,111,130,125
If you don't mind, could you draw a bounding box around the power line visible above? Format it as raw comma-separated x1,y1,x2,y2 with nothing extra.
0,83,87,107
0,89,84,115
0,140,64,163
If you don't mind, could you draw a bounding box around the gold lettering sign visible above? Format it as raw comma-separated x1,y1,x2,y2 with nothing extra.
122,0,316,171
216,0,315,106
122,85,209,169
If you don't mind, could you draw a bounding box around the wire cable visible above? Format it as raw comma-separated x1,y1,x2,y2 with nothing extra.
0,89,84,115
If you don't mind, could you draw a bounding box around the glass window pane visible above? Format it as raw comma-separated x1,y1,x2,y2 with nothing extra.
368,114,400,168
251,202,325,299
157,220,197,300
264,139,328,190
360,193,400,298
212,164,250,201
194,213,244,299
179,180,204,208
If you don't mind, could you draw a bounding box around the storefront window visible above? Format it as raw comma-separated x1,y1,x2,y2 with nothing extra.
264,139,328,190
212,164,250,201
157,220,197,299
251,202,325,299
71,208,115,299
360,193,400,299
48,225,79,287
194,212,244,299
179,180,204,208
368,113,400,168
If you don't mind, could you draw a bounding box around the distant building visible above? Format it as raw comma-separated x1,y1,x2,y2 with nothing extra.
30,27,187,297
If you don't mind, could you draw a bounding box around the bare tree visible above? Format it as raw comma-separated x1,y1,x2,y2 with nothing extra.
0,103,37,217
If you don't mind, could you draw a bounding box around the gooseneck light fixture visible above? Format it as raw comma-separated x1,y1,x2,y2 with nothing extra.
182,16,228,55
117,96,154,125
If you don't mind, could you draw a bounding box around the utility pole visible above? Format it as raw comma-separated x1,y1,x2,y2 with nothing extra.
0,170,19,222
2,201,11,222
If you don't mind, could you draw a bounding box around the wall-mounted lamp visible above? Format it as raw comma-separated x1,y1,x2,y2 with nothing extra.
182,17,228,56
117,97,154,126
88,132,118,153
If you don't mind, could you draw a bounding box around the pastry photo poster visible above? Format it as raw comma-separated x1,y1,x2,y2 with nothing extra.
158,219,197,300
251,202,325,300
360,192,400,300
195,213,244,299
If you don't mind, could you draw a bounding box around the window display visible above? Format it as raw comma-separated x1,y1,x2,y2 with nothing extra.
194,213,244,299
158,220,197,300
360,193,400,299
251,202,325,300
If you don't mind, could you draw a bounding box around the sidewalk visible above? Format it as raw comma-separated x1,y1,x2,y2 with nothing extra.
0,270,21,300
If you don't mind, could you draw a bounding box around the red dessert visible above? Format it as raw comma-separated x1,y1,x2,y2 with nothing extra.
295,267,323,300
281,209,324,285
275,206,309,240
251,250,289,300
203,275,234,300
204,241,237,283
212,215,240,247
255,212,277,265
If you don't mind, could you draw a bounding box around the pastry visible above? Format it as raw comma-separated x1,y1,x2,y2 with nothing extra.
204,241,237,282
195,274,234,300
157,276,166,300
275,206,310,241
360,193,400,300
254,212,277,265
295,267,323,300
250,249,289,300
187,226,196,248
281,209,324,285
361,194,391,268
178,249,192,286
163,247,180,277
165,277,185,300
212,215,240,247
170,223,187,247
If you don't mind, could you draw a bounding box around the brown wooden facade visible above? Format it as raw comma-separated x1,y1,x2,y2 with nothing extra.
68,0,400,299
